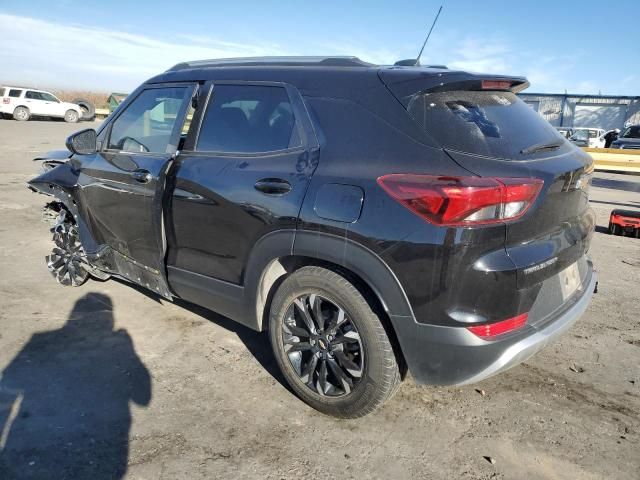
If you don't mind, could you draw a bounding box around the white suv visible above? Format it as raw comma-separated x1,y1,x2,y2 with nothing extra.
0,86,82,122
568,127,606,148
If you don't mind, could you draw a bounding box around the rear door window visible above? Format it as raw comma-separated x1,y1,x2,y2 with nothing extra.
196,84,300,153
26,91,44,100
406,90,567,159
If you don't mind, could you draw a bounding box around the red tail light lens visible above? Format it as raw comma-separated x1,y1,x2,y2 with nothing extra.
2,98,9,104
377,174,543,226
467,313,528,339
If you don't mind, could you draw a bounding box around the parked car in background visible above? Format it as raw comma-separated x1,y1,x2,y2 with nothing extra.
28,56,597,417
0,86,82,122
611,125,640,150
569,127,606,148
556,126,574,138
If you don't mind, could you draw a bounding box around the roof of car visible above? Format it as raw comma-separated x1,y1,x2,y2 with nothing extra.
145,56,528,99
1,86,50,93
167,56,375,71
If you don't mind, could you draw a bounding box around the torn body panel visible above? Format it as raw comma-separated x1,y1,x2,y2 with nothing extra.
28,162,172,299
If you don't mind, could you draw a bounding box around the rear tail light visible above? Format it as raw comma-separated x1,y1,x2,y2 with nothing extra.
466,313,528,339
377,174,543,226
2,98,9,104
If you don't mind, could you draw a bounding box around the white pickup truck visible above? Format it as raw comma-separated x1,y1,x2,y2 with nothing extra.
0,86,82,122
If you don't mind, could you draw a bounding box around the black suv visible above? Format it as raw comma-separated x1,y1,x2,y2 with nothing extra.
611,125,640,149
29,57,597,418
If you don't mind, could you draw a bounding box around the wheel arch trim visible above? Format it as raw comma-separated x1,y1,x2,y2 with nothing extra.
291,230,415,319
247,229,416,331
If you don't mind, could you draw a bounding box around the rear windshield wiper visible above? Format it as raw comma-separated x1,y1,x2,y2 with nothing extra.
520,142,563,155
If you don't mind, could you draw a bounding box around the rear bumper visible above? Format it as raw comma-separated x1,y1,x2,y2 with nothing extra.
395,261,596,385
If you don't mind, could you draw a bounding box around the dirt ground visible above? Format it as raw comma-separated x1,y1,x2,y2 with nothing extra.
0,120,638,480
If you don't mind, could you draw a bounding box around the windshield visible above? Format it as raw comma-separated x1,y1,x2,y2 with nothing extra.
570,130,589,141
621,126,640,139
406,90,567,159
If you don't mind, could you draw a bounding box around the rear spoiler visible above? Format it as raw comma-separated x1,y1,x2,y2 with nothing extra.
378,68,529,107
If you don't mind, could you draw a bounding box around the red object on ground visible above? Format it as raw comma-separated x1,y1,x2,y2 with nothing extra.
608,209,640,238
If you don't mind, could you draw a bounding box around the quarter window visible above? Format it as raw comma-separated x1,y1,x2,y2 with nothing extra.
107,87,191,153
197,85,299,153
8,89,22,98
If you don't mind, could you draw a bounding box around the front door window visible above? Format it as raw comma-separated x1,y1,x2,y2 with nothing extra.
107,87,192,154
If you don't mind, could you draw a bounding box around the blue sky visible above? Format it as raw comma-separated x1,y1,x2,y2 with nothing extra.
0,0,637,94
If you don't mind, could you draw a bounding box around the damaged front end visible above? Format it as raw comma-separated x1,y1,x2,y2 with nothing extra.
28,161,109,286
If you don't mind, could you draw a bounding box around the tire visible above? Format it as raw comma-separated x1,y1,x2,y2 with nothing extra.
72,97,95,121
13,106,30,121
269,266,401,418
610,223,620,236
64,109,79,123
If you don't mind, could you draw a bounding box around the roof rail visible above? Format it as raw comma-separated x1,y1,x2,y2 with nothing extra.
167,56,374,71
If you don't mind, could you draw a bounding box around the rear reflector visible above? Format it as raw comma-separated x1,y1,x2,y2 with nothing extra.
481,80,513,90
377,175,543,226
467,313,528,339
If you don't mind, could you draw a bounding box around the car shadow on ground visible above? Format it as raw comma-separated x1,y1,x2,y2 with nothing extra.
119,280,292,394
0,292,150,480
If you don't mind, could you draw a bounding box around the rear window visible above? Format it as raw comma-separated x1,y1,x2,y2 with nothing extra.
0,88,5,97
406,90,566,159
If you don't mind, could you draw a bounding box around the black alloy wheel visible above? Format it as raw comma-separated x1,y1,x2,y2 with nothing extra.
46,219,90,286
269,266,401,418
282,293,364,397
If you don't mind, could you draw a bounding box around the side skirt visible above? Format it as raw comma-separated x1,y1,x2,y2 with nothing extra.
167,266,255,329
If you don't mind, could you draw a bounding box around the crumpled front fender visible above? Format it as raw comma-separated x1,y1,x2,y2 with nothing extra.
27,162,100,254
33,149,72,162
27,161,79,194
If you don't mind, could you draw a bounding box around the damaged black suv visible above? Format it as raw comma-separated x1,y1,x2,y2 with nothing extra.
29,57,597,418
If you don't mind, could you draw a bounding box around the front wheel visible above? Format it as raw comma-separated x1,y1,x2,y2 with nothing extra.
46,213,90,286
64,109,79,123
269,266,401,418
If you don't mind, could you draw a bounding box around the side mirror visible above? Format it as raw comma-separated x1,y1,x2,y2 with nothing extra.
66,128,97,155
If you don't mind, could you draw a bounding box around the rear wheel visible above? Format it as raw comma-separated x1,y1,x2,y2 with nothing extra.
64,109,79,123
269,266,401,418
13,106,30,121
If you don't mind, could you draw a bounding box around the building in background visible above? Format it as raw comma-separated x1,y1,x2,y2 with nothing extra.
518,93,640,130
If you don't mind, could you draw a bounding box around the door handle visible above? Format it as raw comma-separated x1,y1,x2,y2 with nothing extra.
131,169,152,183
254,178,292,195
